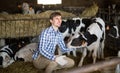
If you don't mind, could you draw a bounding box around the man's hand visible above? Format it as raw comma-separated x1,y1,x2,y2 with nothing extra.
55,55,67,66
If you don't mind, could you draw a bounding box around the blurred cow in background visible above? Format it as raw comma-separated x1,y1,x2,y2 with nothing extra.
22,2,35,14
0,38,30,68
106,22,119,38
0,39,5,47
14,43,38,62
22,2,29,14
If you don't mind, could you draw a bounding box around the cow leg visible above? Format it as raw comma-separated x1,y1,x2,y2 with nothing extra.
72,49,77,57
101,41,105,59
98,41,104,59
92,49,97,64
97,44,101,59
88,51,92,57
67,49,77,57
78,48,87,67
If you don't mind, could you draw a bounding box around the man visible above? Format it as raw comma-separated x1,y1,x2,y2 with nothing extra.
32,12,75,73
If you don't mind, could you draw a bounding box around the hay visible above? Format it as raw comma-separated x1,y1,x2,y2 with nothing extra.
38,10,76,18
0,10,76,20
0,19,49,38
0,10,76,38
0,50,116,73
0,61,42,73
80,2,99,18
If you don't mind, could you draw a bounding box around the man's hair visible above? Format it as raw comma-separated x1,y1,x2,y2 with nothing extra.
49,12,61,20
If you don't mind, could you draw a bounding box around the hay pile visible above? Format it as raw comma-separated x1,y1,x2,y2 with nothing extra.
0,18,49,38
0,61,42,73
80,2,99,18
0,10,76,20
37,10,76,18
0,10,76,38
0,51,116,73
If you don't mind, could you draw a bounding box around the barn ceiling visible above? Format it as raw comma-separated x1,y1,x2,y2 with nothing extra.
0,0,120,13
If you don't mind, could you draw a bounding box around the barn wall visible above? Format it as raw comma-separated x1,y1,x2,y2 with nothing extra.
0,0,120,14
0,0,106,13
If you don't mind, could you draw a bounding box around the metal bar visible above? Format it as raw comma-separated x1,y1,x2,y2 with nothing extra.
56,57,120,73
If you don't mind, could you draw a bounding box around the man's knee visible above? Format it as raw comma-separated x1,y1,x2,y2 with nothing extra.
64,57,75,68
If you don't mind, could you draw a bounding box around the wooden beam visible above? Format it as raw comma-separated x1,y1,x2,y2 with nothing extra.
56,57,120,73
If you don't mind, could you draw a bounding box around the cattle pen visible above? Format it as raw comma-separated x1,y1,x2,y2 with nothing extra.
0,9,120,73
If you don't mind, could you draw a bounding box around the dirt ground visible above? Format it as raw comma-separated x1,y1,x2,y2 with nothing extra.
0,36,119,73
0,48,117,73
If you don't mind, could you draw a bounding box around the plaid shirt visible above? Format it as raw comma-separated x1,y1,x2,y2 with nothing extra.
32,26,71,61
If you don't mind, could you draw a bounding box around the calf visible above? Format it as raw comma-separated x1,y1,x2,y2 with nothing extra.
58,17,95,56
106,22,119,38
59,17,118,39
67,17,105,66
14,43,38,62
106,14,120,38
59,17,118,56
0,40,28,68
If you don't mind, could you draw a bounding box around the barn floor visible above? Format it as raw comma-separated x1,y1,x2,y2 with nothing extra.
0,46,118,73
0,35,119,73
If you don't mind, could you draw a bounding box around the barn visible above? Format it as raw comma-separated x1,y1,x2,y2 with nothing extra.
0,0,120,73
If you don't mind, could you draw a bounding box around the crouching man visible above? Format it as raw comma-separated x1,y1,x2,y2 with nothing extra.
32,12,75,73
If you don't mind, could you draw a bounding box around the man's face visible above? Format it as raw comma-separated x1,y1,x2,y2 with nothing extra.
50,15,62,28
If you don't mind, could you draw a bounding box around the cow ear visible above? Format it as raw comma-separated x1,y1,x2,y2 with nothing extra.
106,25,110,30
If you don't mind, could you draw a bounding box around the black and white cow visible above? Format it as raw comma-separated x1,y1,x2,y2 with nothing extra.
67,17,105,66
59,17,119,56
59,17,119,39
59,17,94,39
0,39,29,68
106,22,119,38
58,17,96,56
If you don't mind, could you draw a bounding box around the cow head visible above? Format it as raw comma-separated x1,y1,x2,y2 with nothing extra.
59,20,68,33
59,18,85,38
67,33,87,49
106,22,119,38
0,51,14,68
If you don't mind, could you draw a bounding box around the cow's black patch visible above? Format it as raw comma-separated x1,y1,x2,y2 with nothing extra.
84,31,97,46
96,22,103,31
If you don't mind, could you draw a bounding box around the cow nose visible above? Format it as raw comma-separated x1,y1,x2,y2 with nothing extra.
0,56,3,65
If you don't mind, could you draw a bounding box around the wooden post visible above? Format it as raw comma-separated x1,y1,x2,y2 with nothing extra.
56,57,120,73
